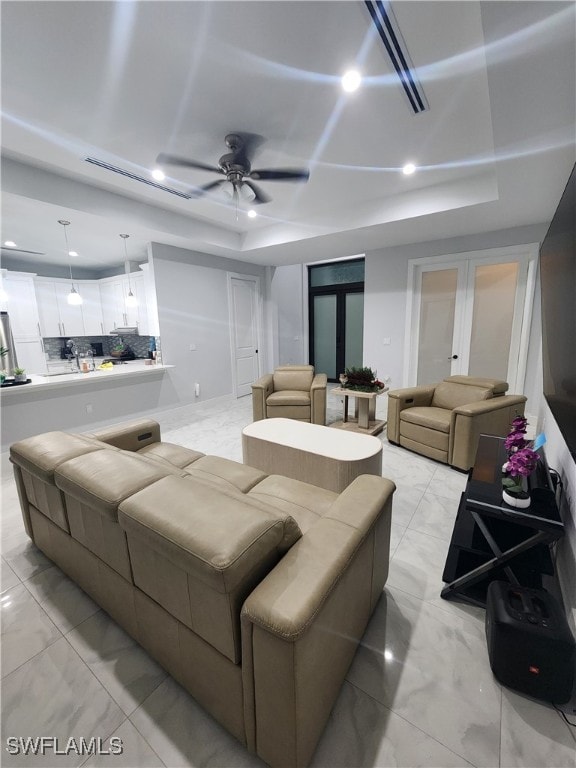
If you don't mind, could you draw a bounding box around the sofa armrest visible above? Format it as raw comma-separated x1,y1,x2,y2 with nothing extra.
386,385,435,443
251,374,273,421
83,418,161,452
310,373,327,425
452,394,527,417
450,395,527,471
241,475,394,767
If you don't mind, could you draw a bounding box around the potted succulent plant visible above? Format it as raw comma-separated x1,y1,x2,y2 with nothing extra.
12,367,27,383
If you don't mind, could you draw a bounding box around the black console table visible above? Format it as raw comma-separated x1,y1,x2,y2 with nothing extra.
441,435,564,607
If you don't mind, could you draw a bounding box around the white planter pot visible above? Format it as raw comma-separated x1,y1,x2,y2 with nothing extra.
502,488,531,509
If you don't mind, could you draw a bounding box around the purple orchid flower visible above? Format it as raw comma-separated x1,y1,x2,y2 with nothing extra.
504,431,528,452
505,447,539,478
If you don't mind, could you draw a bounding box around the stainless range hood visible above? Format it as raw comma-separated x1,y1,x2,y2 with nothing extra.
109,327,139,335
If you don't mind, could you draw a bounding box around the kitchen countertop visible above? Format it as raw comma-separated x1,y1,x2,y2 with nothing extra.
1,359,172,395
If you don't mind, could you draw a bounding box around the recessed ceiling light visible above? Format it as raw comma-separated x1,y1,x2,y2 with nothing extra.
402,163,416,175
341,70,361,93
247,210,257,219
4,240,16,247
69,250,78,257
151,169,165,181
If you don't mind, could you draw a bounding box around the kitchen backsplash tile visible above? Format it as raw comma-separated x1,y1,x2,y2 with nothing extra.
43,335,159,360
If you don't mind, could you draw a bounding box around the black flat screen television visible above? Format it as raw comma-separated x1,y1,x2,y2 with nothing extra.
539,163,576,459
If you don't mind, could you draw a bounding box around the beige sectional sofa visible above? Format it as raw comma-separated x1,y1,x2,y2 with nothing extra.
10,418,395,768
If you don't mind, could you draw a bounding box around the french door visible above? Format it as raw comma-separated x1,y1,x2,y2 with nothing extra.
405,245,538,392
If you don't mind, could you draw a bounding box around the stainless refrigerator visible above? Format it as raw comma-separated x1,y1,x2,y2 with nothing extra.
0,311,19,373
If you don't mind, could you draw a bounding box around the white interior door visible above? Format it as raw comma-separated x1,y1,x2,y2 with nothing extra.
228,275,261,397
406,246,537,391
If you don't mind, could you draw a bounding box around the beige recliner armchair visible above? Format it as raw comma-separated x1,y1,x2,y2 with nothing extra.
387,375,527,471
252,364,327,425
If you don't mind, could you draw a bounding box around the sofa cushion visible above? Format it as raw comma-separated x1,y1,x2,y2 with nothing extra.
248,475,336,534
10,432,107,484
119,476,296,593
184,455,267,493
118,476,300,662
273,367,314,392
400,406,452,433
137,442,205,469
267,390,311,407
431,382,493,410
445,375,508,395
55,450,178,521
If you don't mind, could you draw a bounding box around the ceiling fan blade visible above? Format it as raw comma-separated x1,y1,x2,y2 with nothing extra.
156,153,222,174
189,179,226,198
243,180,271,204
249,168,310,182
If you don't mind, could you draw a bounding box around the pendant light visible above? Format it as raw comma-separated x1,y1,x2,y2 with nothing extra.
58,220,82,305
120,234,138,308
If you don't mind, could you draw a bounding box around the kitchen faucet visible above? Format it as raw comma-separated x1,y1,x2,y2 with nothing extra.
65,339,80,371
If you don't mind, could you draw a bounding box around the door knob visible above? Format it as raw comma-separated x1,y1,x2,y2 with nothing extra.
448,354,459,360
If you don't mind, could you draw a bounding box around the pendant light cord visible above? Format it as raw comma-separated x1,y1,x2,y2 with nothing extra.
120,234,132,292
58,220,75,289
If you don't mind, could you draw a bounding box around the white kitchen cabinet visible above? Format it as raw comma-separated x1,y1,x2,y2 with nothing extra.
3,273,44,338
124,273,148,333
99,273,148,333
54,282,84,337
35,278,84,337
13,339,47,375
78,281,105,335
99,280,126,333
35,281,62,336
2,272,47,374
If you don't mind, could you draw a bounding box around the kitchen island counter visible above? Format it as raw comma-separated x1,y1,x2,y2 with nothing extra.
1,360,172,395
1,360,175,449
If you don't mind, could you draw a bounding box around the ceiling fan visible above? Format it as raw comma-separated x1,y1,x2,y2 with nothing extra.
157,132,310,205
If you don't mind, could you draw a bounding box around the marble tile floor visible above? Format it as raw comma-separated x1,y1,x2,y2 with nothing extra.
1,394,575,768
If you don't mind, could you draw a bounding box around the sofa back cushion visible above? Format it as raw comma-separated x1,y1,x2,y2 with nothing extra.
9,432,109,532
431,381,493,410
273,365,314,392
118,476,302,663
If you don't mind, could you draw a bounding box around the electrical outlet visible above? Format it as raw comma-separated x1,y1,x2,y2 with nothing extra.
189,343,197,351
195,382,200,397
383,337,391,345
86,404,93,414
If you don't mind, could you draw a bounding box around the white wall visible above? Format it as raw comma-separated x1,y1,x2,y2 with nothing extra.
151,243,266,405
270,264,306,366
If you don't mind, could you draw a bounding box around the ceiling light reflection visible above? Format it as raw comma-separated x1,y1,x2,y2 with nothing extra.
402,163,416,175
342,70,361,92
384,650,394,662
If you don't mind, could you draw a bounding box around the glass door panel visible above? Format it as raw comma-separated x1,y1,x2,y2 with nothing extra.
313,294,337,379
417,268,458,384
468,262,519,380
344,293,364,369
